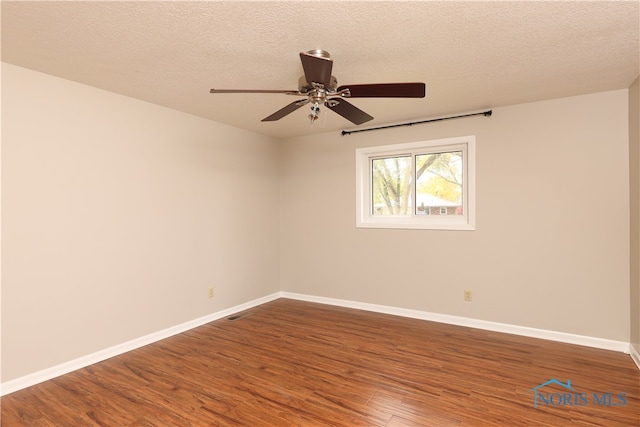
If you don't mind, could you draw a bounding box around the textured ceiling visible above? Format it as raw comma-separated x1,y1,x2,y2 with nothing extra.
2,1,639,140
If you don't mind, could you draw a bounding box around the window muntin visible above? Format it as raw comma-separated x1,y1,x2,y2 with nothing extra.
356,136,475,230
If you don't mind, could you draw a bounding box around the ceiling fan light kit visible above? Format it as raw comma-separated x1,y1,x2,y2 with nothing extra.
210,50,426,126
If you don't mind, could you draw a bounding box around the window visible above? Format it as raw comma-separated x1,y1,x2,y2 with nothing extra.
356,136,475,230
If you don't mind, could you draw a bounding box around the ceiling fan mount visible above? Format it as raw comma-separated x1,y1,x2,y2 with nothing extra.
210,49,426,125
306,48,331,59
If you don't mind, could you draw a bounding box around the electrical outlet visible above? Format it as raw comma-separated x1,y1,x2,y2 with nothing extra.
208,287,214,298
464,290,472,302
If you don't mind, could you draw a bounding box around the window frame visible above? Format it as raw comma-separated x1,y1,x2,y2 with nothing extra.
355,135,476,230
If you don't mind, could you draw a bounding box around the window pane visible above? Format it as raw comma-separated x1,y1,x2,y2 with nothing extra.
371,156,412,215
415,151,463,216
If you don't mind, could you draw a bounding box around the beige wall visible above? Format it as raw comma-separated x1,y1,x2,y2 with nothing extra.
280,90,630,342
2,62,634,384
630,75,640,355
1,63,280,382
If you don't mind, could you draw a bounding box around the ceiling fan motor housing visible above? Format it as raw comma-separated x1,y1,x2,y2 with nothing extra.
298,75,338,93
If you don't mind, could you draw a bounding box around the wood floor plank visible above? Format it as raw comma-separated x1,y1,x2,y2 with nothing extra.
2,298,639,426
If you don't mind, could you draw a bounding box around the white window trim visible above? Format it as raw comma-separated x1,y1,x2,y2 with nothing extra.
355,135,476,230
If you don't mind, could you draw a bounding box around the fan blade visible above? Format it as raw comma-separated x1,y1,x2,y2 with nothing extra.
299,51,333,88
337,83,426,98
210,88,300,95
261,100,309,122
326,99,373,125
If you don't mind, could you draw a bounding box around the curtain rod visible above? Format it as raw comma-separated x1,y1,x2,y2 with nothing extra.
341,110,492,136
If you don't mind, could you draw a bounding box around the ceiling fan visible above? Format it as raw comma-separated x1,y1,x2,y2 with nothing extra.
210,49,426,125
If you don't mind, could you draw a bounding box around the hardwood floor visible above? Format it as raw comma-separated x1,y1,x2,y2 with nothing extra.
2,298,639,426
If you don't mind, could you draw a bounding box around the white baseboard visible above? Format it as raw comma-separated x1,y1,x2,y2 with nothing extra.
2,291,635,396
0,292,281,396
630,344,640,370
280,292,631,354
